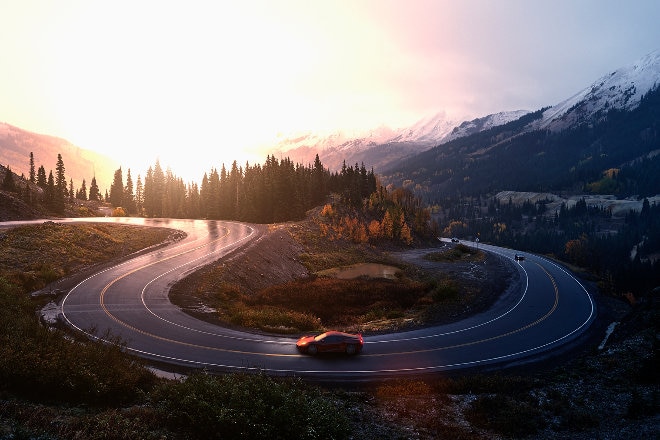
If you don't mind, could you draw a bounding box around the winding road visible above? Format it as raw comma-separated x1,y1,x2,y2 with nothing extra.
7,218,596,380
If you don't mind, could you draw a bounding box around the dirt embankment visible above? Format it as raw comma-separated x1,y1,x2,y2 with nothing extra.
215,223,312,295
170,223,312,314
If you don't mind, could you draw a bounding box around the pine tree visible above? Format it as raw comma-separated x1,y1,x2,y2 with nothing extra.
29,152,35,184
77,179,87,200
46,170,55,210
312,153,326,205
124,168,136,214
54,154,66,213
109,167,124,207
89,176,100,201
37,165,47,188
152,160,164,217
135,174,143,216
207,167,220,219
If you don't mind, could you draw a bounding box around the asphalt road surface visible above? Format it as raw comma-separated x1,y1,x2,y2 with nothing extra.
7,218,596,380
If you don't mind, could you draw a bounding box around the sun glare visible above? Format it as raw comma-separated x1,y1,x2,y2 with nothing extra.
36,1,345,182
2,1,519,184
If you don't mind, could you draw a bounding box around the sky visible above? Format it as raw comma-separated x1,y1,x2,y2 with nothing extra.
1,0,660,183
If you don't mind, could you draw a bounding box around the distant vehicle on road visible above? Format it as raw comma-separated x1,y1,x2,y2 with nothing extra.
514,254,525,261
296,331,364,355
451,237,460,243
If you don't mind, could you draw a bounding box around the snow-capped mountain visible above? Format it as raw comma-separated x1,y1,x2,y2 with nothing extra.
386,111,460,145
443,110,531,142
269,51,660,173
380,49,660,198
267,110,530,172
538,50,660,130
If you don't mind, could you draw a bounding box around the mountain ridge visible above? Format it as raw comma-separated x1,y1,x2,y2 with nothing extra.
268,50,660,174
266,109,530,172
0,122,119,192
536,49,660,131
379,50,660,199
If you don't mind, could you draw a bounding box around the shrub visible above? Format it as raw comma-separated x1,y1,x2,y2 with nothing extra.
112,207,127,217
151,373,351,440
466,394,546,437
431,280,459,302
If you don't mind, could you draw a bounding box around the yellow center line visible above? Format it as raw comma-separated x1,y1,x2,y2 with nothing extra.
97,242,559,359
97,227,298,358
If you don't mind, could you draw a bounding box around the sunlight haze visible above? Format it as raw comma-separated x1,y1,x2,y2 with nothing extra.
1,0,659,183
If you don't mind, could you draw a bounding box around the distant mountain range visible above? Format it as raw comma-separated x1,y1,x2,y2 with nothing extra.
264,110,530,172
380,50,660,199
269,51,660,178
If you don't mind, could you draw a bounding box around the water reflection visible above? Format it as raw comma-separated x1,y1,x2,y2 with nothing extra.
207,220,220,239
317,263,401,280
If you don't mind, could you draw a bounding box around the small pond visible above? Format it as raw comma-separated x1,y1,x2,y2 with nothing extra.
316,263,401,280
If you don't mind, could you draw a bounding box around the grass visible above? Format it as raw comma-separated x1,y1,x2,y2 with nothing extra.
199,275,478,334
0,222,176,292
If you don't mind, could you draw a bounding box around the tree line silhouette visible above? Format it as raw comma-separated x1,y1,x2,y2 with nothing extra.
110,154,378,223
2,152,102,214
9,152,380,225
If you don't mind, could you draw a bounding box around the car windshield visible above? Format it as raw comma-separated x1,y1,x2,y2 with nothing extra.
314,333,327,342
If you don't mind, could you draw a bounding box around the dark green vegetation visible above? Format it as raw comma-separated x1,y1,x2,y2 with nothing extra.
3,150,382,226
439,195,660,297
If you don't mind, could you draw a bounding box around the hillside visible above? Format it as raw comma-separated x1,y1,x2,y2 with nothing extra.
380,51,660,200
381,86,660,199
0,122,118,192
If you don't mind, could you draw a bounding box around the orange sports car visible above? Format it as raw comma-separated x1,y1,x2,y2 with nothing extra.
296,331,364,355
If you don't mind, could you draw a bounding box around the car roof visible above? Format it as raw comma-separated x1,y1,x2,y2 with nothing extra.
322,330,359,337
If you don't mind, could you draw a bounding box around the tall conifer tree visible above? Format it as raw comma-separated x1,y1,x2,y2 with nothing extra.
54,154,66,213
109,167,124,207
29,152,35,183
89,176,100,201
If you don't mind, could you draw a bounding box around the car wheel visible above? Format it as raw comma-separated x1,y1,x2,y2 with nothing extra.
307,345,318,355
345,344,357,355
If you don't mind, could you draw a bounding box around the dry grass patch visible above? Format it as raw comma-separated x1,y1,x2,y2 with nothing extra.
0,222,177,292
202,276,479,334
